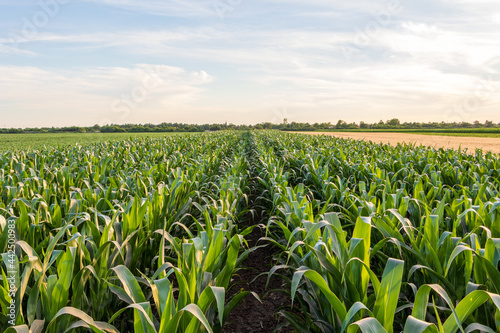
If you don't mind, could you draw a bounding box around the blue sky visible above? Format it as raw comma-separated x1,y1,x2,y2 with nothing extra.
0,0,499,127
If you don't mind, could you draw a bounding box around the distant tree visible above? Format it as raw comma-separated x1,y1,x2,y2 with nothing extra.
372,120,386,129
359,121,369,129
209,124,222,131
386,118,400,127
262,122,273,129
7,128,23,133
101,125,126,133
336,120,347,129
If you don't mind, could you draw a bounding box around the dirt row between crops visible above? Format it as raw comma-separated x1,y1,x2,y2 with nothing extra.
222,215,293,333
223,133,293,333
292,132,500,154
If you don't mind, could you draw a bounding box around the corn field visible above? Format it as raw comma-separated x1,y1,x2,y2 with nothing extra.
1,131,500,332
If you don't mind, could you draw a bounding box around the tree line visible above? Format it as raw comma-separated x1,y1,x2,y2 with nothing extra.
1,119,499,134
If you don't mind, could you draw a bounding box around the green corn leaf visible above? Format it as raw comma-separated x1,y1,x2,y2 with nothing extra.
46,306,116,332
162,304,213,333
412,284,462,332
341,302,372,333
348,317,388,333
110,265,146,303
442,290,500,333
373,258,404,333
403,316,438,333
291,267,347,322
108,303,157,333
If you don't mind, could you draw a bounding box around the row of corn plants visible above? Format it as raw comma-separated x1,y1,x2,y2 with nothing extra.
0,132,257,332
255,131,500,332
3,130,499,332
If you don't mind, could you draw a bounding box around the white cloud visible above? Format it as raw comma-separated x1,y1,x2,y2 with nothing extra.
401,22,438,37
0,65,213,127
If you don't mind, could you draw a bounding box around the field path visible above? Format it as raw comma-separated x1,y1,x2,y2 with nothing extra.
292,132,500,154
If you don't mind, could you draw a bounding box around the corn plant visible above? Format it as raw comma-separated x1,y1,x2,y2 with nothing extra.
255,131,500,332
0,132,257,332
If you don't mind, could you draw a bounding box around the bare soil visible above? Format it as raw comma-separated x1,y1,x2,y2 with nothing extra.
293,132,500,154
223,216,293,333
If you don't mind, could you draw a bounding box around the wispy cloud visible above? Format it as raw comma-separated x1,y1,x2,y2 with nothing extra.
0,65,213,127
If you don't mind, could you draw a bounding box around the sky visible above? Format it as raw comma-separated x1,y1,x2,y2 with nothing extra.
0,0,499,128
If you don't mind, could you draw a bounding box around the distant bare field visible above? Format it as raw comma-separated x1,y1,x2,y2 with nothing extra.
293,132,500,154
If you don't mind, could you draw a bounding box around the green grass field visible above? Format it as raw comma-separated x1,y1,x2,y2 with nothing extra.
0,132,185,152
